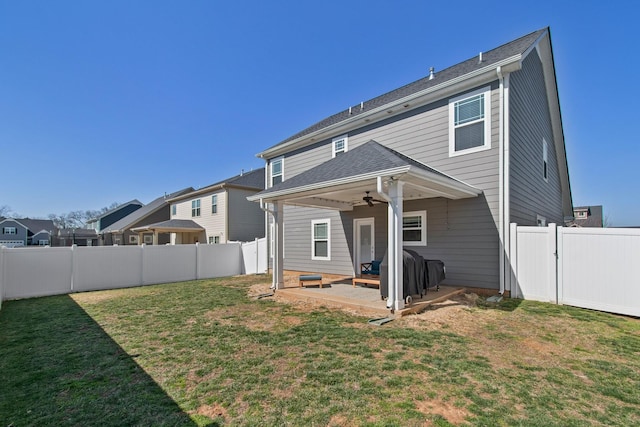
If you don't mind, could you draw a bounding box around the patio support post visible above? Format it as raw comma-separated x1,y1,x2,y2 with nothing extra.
386,179,404,312
273,200,285,290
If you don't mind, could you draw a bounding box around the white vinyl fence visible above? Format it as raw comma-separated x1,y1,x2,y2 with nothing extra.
510,224,640,317
0,238,268,305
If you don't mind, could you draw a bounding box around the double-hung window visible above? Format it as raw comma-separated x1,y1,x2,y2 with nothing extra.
271,158,283,186
449,87,491,156
191,199,201,217
311,219,330,260
332,135,348,157
3,227,17,235
403,211,427,246
171,204,177,216
212,195,218,214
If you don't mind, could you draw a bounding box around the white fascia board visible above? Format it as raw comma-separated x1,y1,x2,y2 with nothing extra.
257,56,523,159
247,167,410,202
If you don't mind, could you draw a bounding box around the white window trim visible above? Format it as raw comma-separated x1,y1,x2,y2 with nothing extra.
144,235,153,244
448,86,492,157
171,204,176,216
192,199,201,217
129,235,138,244
3,227,17,235
543,138,549,182
403,210,427,246
270,157,284,187
311,218,331,261
332,134,348,158
212,195,218,214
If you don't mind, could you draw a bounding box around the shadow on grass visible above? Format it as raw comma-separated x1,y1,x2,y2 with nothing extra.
0,295,211,426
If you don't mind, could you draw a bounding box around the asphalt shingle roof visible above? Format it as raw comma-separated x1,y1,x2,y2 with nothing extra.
263,28,547,153
206,168,265,190
102,188,194,233
254,140,459,197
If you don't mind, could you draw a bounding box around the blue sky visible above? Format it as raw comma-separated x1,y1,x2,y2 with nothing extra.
1,1,638,226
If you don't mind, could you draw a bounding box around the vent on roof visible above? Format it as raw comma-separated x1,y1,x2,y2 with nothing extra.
429,67,435,80
479,52,483,63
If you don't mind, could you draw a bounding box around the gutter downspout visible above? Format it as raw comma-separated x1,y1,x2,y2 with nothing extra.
497,66,505,295
497,66,511,295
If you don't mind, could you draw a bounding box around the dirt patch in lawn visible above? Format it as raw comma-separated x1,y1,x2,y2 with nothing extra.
416,398,471,425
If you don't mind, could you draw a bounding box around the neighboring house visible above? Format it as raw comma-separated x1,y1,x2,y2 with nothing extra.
571,205,603,227
248,27,572,310
0,218,29,247
57,228,99,246
86,200,144,233
100,188,194,245
148,169,265,244
0,218,56,247
19,218,56,246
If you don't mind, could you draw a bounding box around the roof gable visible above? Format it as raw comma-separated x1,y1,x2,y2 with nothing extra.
259,28,548,158
101,188,194,233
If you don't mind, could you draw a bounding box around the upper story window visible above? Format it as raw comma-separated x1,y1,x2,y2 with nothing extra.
271,158,283,186
403,211,427,246
332,135,348,158
543,139,549,182
171,204,177,216
212,195,218,214
191,199,201,217
575,210,588,219
449,87,491,157
311,219,330,260
3,227,17,235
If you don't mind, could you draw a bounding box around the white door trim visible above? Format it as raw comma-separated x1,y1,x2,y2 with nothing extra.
353,217,375,275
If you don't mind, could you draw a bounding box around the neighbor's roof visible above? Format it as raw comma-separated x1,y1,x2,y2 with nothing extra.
572,205,604,228
259,28,548,157
101,188,194,234
87,199,144,223
169,168,265,202
18,218,56,235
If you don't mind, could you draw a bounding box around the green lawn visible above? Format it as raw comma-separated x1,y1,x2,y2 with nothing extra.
1,275,638,426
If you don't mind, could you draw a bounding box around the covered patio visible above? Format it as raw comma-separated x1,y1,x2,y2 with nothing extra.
249,141,482,313
131,219,205,245
273,271,467,317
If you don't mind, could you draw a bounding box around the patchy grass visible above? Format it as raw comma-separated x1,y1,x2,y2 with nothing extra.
1,275,639,426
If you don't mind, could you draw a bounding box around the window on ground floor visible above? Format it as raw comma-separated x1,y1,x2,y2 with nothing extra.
311,219,330,260
403,211,427,246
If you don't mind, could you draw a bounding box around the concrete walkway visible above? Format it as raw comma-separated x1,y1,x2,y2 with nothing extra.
276,281,466,317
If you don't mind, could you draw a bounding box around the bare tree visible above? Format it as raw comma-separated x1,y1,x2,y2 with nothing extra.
48,202,120,229
0,205,12,218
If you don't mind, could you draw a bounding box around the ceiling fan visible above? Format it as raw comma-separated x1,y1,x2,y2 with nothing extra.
362,191,388,207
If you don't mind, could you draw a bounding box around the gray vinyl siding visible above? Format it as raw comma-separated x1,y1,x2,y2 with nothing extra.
273,82,502,289
509,50,563,226
0,220,28,245
227,188,265,242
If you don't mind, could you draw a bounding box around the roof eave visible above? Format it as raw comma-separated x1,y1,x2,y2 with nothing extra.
247,167,410,202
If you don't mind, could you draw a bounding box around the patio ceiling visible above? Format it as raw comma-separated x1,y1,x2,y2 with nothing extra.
248,140,482,210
